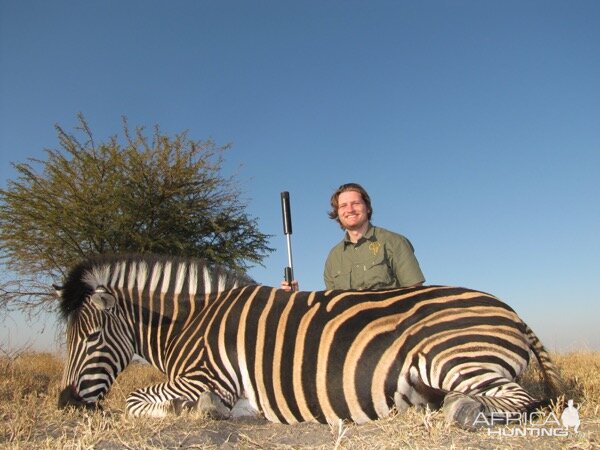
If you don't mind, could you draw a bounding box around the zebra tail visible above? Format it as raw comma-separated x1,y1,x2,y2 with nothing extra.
524,323,567,398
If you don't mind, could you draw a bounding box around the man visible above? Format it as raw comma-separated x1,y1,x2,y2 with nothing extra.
282,183,425,291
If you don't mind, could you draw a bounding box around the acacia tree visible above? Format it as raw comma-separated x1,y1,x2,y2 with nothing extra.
0,114,272,313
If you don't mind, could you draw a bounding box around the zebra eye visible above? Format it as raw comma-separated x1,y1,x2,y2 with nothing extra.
87,331,101,342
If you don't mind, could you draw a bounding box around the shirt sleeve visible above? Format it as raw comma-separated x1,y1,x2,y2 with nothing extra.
323,250,336,290
387,234,425,287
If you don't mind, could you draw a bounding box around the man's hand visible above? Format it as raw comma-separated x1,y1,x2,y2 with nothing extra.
280,280,299,292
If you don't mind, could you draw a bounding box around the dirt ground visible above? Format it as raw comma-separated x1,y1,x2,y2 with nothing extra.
42,403,599,450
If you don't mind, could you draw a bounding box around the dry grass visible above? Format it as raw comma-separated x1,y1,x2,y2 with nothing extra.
1,351,599,449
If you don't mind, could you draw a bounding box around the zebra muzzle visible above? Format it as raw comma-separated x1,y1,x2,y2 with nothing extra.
58,384,99,411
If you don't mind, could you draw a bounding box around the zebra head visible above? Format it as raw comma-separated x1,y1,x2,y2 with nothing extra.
58,285,134,410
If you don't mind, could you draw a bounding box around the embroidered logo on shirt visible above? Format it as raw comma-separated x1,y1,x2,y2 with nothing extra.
369,241,381,256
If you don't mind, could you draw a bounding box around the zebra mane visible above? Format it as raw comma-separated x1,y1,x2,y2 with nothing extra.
58,253,256,320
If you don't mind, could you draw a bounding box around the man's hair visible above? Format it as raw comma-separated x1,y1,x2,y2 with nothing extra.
328,183,373,228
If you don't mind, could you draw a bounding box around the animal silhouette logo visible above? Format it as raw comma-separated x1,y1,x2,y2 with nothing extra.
560,399,580,432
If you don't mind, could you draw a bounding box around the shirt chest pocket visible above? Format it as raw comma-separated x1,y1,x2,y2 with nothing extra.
331,269,351,290
364,249,393,289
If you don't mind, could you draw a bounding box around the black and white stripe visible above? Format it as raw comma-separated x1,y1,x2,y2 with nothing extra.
57,253,564,426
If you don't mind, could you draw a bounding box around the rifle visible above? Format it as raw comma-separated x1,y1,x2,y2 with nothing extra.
280,191,296,291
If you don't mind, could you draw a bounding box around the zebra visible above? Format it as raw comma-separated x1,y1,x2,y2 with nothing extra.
56,253,565,428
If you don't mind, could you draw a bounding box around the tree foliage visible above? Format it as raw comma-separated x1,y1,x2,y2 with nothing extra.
0,114,272,312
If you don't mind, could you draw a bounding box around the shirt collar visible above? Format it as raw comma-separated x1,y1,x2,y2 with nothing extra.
343,224,375,246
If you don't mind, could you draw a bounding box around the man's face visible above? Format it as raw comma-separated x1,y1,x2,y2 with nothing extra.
337,190,369,231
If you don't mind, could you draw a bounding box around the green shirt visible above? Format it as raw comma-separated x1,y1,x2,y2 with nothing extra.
323,225,425,290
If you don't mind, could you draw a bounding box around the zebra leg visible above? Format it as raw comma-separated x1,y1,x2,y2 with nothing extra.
126,378,234,419
183,391,230,419
443,377,539,430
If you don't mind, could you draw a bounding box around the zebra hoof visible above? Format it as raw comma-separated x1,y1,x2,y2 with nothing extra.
193,391,230,420
171,397,195,416
443,392,486,430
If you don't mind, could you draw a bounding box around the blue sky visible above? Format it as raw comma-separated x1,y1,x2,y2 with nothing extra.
1,0,598,352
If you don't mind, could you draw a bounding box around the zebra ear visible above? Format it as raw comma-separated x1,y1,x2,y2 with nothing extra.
89,288,116,310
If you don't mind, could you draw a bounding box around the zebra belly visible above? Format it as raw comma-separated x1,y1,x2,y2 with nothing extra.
251,371,440,424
